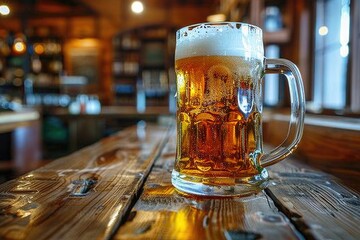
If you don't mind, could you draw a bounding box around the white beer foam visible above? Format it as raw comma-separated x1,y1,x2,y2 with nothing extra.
175,22,264,60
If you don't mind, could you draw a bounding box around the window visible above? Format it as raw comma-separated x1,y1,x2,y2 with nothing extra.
264,45,280,106
263,5,282,107
310,0,359,114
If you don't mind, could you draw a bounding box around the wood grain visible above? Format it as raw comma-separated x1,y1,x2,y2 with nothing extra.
1,122,359,240
0,124,170,240
267,160,360,240
115,124,360,240
114,127,300,240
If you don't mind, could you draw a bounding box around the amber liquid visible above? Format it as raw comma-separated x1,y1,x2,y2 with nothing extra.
175,55,264,179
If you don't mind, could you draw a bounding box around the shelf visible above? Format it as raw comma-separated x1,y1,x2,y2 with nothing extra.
264,29,291,44
216,0,293,45
112,24,175,107
141,38,167,43
141,65,166,70
113,74,138,79
114,84,136,95
33,84,60,89
114,48,141,53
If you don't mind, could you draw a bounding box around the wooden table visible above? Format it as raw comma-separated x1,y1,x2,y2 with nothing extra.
0,123,359,240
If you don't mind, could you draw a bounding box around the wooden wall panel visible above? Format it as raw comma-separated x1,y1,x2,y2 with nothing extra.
263,114,360,192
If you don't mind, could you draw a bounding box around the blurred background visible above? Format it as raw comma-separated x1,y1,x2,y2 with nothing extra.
0,0,359,188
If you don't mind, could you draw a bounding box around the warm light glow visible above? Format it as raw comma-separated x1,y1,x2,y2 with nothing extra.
207,13,226,22
71,38,99,48
34,43,45,55
318,26,328,36
13,41,26,54
0,4,10,15
131,1,144,14
13,78,22,86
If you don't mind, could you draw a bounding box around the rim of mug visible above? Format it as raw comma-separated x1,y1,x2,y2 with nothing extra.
176,22,263,38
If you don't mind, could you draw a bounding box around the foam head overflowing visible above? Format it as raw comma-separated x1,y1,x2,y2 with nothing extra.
175,22,264,60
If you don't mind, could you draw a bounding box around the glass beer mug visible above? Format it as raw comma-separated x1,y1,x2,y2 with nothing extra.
172,22,305,196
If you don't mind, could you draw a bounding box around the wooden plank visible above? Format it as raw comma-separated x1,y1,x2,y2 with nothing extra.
267,160,360,240
115,125,360,239
114,127,300,240
0,124,171,240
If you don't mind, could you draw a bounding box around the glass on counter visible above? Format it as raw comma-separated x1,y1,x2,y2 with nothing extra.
68,94,101,115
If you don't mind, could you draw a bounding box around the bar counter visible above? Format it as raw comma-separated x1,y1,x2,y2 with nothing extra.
0,108,40,134
0,108,42,175
0,122,359,239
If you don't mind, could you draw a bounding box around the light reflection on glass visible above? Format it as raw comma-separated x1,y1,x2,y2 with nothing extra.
339,1,350,57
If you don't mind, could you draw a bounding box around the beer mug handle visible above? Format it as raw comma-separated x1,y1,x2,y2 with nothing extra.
261,58,306,167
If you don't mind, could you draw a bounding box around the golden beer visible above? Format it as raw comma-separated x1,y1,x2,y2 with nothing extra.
171,22,305,196
174,55,263,180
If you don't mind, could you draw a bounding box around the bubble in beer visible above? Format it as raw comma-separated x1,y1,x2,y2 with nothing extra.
206,64,233,104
